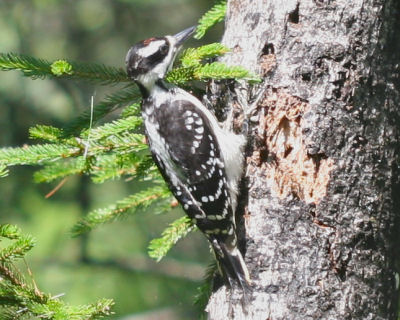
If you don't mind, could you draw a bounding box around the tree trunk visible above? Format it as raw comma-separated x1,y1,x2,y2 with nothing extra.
206,0,400,319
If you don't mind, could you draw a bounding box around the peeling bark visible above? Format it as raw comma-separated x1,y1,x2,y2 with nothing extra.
206,0,400,319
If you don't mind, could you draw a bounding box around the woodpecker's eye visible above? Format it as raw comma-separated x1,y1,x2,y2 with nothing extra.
160,43,169,55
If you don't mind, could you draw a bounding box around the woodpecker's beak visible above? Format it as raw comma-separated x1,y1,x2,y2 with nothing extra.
173,26,196,47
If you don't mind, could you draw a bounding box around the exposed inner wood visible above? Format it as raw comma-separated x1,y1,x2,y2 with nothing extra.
260,53,276,75
260,88,334,204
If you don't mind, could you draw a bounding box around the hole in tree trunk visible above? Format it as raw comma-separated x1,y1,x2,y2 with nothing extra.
288,3,300,24
262,42,275,55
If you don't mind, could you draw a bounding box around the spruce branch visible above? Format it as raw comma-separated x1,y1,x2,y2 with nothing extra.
166,43,231,84
0,225,22,240
80,132,148,156
29,125,64,143
0,52,129,85
167,62,260,84
71,185,172,236
0,53,51,79
0,144,79,167
68,61,129,85
90,155,136,184
0,237,36,262
25,298,114,320
0,130,147,171
165,66,198,85
195,0,227,39
120,103,141,118
148,216,194,262
33,159,86,183
195,62,260,82
82,115,143,141
127,156,162,185
90,153,157,184
0,263,27,292
180,43,229,67
0,225,114,319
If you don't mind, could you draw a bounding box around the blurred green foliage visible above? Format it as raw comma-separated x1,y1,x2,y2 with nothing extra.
0,0,221,318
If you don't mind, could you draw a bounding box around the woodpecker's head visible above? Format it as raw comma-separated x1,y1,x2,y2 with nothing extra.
126,26,196,92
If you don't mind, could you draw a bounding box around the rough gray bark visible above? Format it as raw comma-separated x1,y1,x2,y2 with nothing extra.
206,0,400,319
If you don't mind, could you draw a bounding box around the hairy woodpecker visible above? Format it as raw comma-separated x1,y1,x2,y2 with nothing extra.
125,26,251,289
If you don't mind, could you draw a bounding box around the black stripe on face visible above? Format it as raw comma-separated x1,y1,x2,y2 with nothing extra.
126,37,170,79
146,38,170,67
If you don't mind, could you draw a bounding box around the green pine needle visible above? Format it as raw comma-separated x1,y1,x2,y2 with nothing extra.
0,236,36,262
0,52,129,85
33,159,86,183
90,153,157,184
120,103,141,118
68,60,129,85
90,158,134,184
148,216,194,262
195,1,227,39
0,144,79,167
166,66,197,85
0,130,149,181
180,43,229,67
132,155,159,180
196,62,260,82
0,164,8,178
83,132,148,156
0,225,22,240
82,115,143,141
166,43,260,84
0,53,51,79
166,43,232,84
71,185,172,236
91,153,137,184
0,225,115,319
29,125,64,142
167,62,260,84
27,298,114,319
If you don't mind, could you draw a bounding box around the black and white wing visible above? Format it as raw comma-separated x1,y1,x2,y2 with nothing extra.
145,98,235,242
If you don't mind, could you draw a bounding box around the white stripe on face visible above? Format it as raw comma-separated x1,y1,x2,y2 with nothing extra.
137,40,166,57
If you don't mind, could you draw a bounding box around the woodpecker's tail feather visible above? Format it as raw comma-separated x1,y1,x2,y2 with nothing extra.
211,239,251,291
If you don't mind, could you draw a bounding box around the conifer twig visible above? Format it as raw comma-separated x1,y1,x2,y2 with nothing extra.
0,53,129,84
0,225,115,318
71,185,172,236
195,0,227,39
148,216,194,262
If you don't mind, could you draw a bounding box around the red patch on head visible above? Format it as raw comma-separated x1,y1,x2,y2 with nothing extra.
143,37,156,46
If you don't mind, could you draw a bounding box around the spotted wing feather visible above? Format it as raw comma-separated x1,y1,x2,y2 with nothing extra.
145,99,235,241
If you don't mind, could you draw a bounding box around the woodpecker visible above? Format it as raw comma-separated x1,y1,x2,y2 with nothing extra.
125,26,251,289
